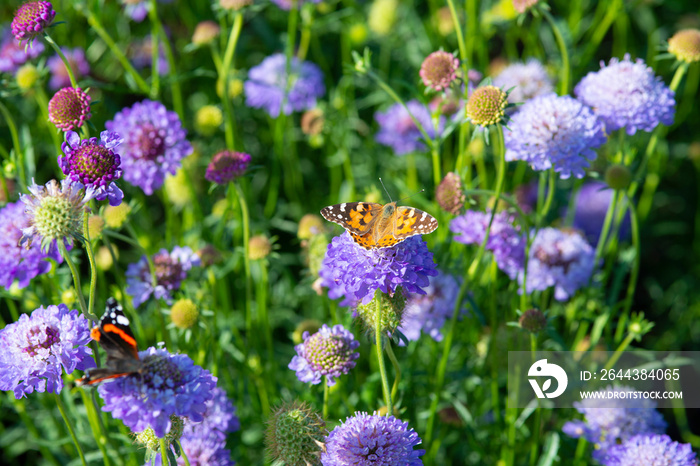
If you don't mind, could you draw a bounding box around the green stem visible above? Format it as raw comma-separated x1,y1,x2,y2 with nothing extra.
537,169,556,227
232,183,253,336
44,33,78,88
58,241,96,321
148,2,160,98
297,6,313,60
83,210,98,319
178,440,191,466
431,145,441,188
592,189,621,278
219,12,243,150
540,8,570,95
385,340,401,401
375,297,392,415
55,394,87,466
323,381,330,419
616,197,640,340
604,332,635,370
160,437,168,466
579,0,622,68
0,100,25,190
445,0,468,71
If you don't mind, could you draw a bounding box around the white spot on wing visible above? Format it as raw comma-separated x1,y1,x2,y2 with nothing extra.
340,203,346,212
116,315,130,326
420,211,427,221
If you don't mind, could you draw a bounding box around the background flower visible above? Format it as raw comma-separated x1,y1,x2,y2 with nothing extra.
288,324,360,386
375,100,444,155
601,434,697,466
0,29,44,73
492,59,554,104
47,47,90,89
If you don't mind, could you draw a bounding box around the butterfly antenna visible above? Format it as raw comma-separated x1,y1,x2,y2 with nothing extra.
378,178,393,202
397,188,426,204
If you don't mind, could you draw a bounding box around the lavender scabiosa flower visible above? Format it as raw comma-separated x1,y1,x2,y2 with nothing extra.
105,100,192,195
450,210,526,279
0,303,94,399
59,130,124,206
0,201,63,289
205,150,251,184
19,179,94,252
97,346,216,437
147,436,235,466
47,47,90,89
48,87,91,132
504,93,607,179
289,324,360,386
120,0,173,22
322,412,425,465
563,386,667,462
271,0,321,9
126,246,200,308
399,272,466,343
0,29,44,73
601,434,697,466
319,232,438,306
420,51,460,91
11,1,56,43
521,227,595,301
375,100,445,155
569,181,630,245
574,54,675,135
492,59,554,105
245,53,325,118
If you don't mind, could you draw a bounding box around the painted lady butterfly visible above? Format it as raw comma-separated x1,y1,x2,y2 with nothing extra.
320,201,438,250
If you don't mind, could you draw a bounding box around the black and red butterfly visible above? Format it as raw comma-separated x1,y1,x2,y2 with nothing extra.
76,298,144,386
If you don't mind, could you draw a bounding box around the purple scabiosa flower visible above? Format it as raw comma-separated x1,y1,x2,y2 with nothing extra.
398,272,465,343
129,36,169,75
492,59,554,105
205,150,251,184
11,1,56,43
105,100,192,195
322,412,425,465
520,227,595,301
0,303,94,399
147,436,235,466
48,87,91,132
319,232,438,307
0,201,63,289
245,53,325,118
97,346,216,437
375,100,445,155
288,324,360,386
450,210,526,279
420,51,460,92
563,386,667,462
0,29,44,73
504,94,607,179
574,54,675,135
601,434,697,466
59,130,124,206
120,0,173,23
47,47,90,90
271,0,321,10
19,178,94,252
569,181,630,245
126,246,200,308
197,386,240,439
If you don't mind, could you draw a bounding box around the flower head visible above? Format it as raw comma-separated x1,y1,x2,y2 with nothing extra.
521,227,595,301
19,179,94,252
249,235,272,260
574,54,675,135
0,303,94,398
11,1,56,42
601,434,697,466
0,201,63,289
0,29,44,73
194,105,223,136
288,324,360,386
399,272,466,343
450,210,525,279
319,232,438,306
465,85,508,127
97,346,216,437
301,108,325,136
569,181,631,245
322,412,425,465
105,100,192,195
59,130,123,206
47,47,90,90
126,246,200,308
48,87,92,132
103,203,131,229
192,21,220,46
205,150,250,184
245,53,325,117
562,386,667,462
266,400,327,466
505,94,607,179
668,29,700,64
170,299,199,330
512,0,539,14
375,100,445,155
518,309,547,333
492,59,554,105
420,51,460,91
435,171,465,214
298,213,325,240
120,0,173,22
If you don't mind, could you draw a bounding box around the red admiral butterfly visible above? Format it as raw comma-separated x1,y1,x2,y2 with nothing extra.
76,298,144,386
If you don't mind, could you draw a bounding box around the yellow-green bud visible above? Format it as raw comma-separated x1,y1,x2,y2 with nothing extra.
249,235,272,260
103,203,131,229
164,169,192,208
298,214,325,240
368,0,398,36
355,288,407,337
170,299,199,330
87,215,104,240
604,164,632,190
16,64,40,90
194,105,223,136
61,288,77,307
95,245,117,271
135,416,185,451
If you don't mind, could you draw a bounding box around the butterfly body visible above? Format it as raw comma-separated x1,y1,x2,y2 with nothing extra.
321,201,438,250
76,298,143,386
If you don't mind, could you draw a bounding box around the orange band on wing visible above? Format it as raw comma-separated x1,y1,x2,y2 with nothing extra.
90,327,102,341
102,323,137,348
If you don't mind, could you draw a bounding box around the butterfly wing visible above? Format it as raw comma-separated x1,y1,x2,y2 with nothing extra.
93,298,140,363
392,206,439,241
320,202,384,236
